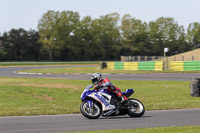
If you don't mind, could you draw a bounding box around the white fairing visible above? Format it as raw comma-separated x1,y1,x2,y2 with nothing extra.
88,92,116,111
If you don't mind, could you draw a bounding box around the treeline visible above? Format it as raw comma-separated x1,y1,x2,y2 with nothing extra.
0,29,43,61
0,10,200,61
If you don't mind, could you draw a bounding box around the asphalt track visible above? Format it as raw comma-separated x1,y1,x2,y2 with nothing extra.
0,109,200,133
0,65,200,133
0,65,200,81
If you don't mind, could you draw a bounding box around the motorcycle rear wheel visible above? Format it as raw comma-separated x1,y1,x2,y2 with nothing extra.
80,101,102,119
127,98,145,117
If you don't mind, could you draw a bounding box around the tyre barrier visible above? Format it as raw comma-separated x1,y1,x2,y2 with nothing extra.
190,77,200,97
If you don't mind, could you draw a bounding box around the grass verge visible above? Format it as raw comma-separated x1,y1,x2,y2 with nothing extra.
63,126,200,133
0,77,199,116
0,61,99,66
18,66,200,74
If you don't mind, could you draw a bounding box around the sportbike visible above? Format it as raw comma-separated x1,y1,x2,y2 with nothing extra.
80,85,145,119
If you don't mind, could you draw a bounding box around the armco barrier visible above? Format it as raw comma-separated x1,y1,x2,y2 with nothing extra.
105,61,163,71
124,62,138,70
155,62,164,71
107,62,114,70
114,62,124,70
184,61,200,70
170,61,200,71
105,61,200,71
138,62,155,70
170,61,184,71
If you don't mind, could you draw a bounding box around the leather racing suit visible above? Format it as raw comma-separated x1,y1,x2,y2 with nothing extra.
95,78,128,103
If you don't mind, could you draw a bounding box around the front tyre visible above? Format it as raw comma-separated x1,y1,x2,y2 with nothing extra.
127,98,145,117
80,101,102,119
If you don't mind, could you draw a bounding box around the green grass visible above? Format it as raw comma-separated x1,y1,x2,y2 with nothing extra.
18,66,200,74
0,77,199,116
0,61,99,66
63,126,200,133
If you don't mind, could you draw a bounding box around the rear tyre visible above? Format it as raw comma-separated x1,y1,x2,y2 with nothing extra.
80,101,102,119
127,98,145,117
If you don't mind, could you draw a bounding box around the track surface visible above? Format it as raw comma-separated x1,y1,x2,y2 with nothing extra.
0,65,200,133
0,65,200,81
0,109,200,133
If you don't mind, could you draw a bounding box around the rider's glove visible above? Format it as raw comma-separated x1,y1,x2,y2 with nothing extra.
94,85,103,90
94,86,99,91
99,84,103,88
98,84,103,89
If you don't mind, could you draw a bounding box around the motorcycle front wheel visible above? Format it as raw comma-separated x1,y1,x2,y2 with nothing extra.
127,98,145,117
80,101,102,119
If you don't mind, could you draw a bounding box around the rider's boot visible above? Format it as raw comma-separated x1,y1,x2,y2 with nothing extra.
116,92,128,104
120,95,128,103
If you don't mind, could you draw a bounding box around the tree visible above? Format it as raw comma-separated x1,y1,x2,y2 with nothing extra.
0,28,42,61
55,11,80,60
89,13,121,60
38,10,80,61
69,16,93,60
121,14,149,56
148,17,187,56
186,22,200,49
0,33,7,60
38,10,59,61
1,28,29,60
26,30,43,60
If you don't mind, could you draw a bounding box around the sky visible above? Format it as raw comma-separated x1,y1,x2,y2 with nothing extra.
0,0,200,33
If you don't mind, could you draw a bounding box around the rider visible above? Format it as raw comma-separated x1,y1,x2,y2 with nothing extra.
91,73,128,103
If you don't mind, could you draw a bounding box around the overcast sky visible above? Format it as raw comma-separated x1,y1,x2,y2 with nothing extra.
0,0,200,33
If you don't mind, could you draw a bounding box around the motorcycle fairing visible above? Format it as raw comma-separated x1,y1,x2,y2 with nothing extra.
88,91,116,111
81,85,95,101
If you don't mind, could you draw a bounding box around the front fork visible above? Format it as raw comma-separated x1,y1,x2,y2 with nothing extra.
85,100,93,108
85,100,95,114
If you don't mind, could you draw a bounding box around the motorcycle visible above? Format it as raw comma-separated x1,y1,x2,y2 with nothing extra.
80,85,145,119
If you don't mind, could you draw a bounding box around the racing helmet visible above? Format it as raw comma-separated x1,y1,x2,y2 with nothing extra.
91,73,102,85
